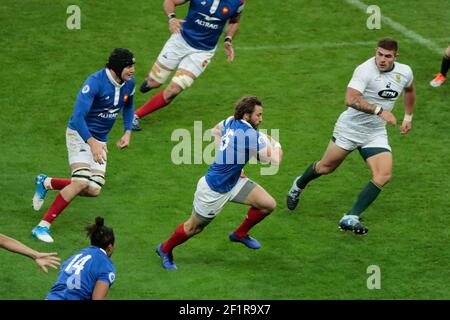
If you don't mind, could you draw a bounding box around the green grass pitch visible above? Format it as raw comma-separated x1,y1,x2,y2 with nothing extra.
0,0,449,299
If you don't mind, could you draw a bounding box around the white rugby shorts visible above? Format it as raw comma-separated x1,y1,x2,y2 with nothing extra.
193,176,256,220
66,128,107,172
332,125,391,152
333,131,392,152
156,33,215,77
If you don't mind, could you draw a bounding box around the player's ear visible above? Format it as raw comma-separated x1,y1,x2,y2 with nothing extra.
106,243,114,257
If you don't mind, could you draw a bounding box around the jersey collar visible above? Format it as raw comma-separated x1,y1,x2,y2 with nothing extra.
89,245,108,256
105,68,126,88
239,119,254,129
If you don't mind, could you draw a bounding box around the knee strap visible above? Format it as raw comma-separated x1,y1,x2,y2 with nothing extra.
71,167,91,182
89,173,105,190
172,71,195,90
150,63,172,84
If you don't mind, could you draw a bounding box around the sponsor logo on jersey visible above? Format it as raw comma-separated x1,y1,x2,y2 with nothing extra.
222,6,229,15
378,89,398,99
108,108,120,114
82,84,90,94
197,12,222,21
196,12,221,29
98,113,119,119
98,107,120,119
195,18,219,29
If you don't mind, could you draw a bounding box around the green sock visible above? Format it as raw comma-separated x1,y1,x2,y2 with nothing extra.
348,181,382,216
296,161,322,189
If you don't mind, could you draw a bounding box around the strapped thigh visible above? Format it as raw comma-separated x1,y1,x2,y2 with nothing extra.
89,172,105,190
71,167,91,182
149,62,172,84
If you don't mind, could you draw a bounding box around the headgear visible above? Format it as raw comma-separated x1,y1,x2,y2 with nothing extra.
106,48,135,81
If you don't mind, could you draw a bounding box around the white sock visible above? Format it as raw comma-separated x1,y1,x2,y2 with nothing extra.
43,178,52,190
38,221,51,228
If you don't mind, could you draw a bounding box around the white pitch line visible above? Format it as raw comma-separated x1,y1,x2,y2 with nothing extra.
237,38,449,52
237,40,375,51
345,0,443,55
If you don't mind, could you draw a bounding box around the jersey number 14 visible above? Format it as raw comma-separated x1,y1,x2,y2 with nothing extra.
65,254,93,290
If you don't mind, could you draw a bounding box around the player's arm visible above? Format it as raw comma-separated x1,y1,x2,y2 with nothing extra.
72,85,96,143
0,234,60,273
117,88,134,149
92,280,110,300
223,15,241,63
345,88,378,114
211,119,226,147
264,133,281,149
73,81,106,163
257,134,283,166
345,88,397,126
164,0,187,33
400,81,415,135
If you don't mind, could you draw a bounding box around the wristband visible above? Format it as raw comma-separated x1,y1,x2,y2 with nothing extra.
374,106,383,115
403,114,413,122
168,13,176,20
224,36,233,43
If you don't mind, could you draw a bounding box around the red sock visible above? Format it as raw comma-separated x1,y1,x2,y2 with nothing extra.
50,178,71,190
234,207,268,238
42,193,70,224
161,223,190,253
135,91,169,118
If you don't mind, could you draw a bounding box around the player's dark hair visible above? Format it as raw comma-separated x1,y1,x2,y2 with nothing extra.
86,217,115,250
106,48,135,81
234,96,262,120
377,38,398,52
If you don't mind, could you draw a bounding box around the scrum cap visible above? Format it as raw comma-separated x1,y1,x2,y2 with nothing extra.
106,48,135,80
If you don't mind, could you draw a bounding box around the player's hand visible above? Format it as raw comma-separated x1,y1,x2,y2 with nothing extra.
35,252,61,273
400,120,412,135
274,147,283,164
169,18,184,33
88,137,107,164
224,41,234,63
117,130,131,149
379,110,397,126
271,139,283,165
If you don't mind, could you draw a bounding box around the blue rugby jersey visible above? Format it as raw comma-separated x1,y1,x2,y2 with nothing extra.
67,68,135,142
205,117,267,193
46,246,115,300
181,0,244,50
